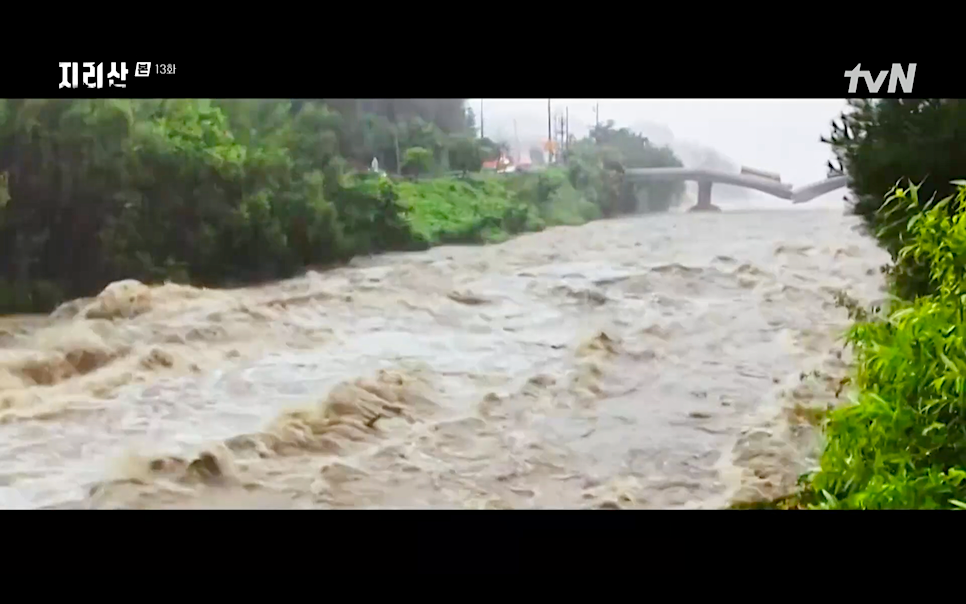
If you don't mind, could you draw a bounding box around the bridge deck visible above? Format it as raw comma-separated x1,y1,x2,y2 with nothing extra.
791,175,850,203
624,168,850,204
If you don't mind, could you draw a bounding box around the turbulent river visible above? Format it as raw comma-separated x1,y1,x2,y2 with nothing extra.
0,201,890,509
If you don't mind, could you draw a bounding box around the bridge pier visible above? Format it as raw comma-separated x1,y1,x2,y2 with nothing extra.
689,179,721,212
697,180,712,209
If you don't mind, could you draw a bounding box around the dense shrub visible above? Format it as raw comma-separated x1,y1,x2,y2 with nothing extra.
584,121,686,213
333,174,426,254
0,99,480,311
401,147,433,178
804,182,966,509
0,99,685,313
395,177,541,245
541,183,602,226
780,101,966,510
826,99,966,299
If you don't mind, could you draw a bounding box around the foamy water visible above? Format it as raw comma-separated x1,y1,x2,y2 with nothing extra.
0,200,889,509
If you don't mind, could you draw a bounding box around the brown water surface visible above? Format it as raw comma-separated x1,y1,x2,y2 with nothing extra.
0,206,888,509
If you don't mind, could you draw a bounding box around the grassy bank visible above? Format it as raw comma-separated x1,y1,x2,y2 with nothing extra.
394,176,542,245
340,167,627,249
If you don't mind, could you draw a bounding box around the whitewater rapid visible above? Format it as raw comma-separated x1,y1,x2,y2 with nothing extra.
0,203,889,509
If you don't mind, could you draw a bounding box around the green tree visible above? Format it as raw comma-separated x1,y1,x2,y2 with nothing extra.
567,124,684,215
825,99,966,299
448,137,484,173
402,147,433,179
0,99,686,314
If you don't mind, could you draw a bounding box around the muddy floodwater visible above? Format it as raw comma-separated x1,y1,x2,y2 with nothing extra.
0,203,889,509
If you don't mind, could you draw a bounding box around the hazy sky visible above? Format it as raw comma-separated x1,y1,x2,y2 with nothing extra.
467,99,847,187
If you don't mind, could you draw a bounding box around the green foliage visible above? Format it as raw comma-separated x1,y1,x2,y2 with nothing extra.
541,183,602,226
569,125,685,215
589,120,682,170
825,99,966,298
800,100,966,509
504,168,570,204
334,174,425,253
804,182,966,509
395,177,540,245
402,146,433,178
447,136,484,173
0,99,686,314
500,168,598,225
0,99,475,311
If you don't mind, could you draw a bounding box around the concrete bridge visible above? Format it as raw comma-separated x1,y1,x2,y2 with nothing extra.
624,168,851,210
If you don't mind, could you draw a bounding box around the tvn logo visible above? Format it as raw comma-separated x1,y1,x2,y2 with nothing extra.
844,63,917,94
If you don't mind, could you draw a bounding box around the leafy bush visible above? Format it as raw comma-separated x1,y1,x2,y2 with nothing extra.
0,99,480,312
402,146,433,178
541,183,602,226
504,168,572,206
447,136,484,173
564,134,683,216
826,99,966,299
804,182,966,509
0,98,685,313
334,174,425,254
791,101,966,510
504,167,608,225
395,177,540,245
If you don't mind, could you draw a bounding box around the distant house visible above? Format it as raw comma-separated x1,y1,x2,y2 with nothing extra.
482,154,513,172
481,146,539,173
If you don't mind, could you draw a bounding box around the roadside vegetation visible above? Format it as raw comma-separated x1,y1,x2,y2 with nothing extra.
824,99,966,300
0,99,684,314
784,99,966,509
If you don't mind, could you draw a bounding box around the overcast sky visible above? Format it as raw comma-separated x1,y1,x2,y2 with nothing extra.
467,99,847,188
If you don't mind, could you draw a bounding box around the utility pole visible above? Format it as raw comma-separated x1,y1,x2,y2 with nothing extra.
389,99,401,174
556,114,565,156
480,99,484,139
565,107,569,154
547,98,552,163
594,102,600,129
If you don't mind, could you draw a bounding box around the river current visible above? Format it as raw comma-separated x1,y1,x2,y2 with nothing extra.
0,198,889,509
